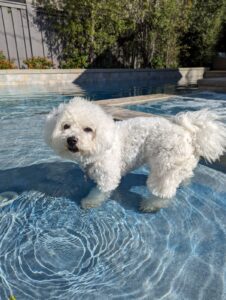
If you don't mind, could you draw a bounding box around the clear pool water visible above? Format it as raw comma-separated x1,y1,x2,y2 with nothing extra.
0,86,226,300
127,90,226,118
0,78,179,101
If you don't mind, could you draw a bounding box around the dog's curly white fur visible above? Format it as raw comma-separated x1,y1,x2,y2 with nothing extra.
45,97,226,212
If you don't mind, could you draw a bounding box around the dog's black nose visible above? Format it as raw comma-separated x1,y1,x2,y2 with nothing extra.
67,136,78,146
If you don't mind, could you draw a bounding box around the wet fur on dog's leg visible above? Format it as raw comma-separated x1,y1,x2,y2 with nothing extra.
81,187,111,209
140,195,172,213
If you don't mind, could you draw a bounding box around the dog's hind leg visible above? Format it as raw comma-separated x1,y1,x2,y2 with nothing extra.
139,170,178,212
140,159,196,212
140,195,172,213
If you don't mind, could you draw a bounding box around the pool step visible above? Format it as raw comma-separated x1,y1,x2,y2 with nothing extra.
96,93,173,120
96,93,175,121
204,71,226,78
96,93,172,107
198,77,226,92
199,70,226,91
103,106,156,120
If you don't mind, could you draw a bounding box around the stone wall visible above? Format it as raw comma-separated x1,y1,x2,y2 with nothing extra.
0,68,207,86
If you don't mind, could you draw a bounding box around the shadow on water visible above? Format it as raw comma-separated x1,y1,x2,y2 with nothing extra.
0,162,147,212
201,156,226,174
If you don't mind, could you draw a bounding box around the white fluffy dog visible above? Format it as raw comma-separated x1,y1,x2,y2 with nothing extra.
45,97,226,212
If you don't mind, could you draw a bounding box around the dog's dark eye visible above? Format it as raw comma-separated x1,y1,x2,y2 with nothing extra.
63,124,70,130
83,127,93,133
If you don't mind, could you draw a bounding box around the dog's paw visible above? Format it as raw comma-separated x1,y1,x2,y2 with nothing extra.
139,200,160,213
81,197,102,209
139,195,172,213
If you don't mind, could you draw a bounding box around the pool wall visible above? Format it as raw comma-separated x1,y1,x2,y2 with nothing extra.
0,68,207,86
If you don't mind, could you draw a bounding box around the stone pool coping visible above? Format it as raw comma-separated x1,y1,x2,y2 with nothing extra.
198,77,226,92
97,93,171,107
96,93,172,120
0,68,207,86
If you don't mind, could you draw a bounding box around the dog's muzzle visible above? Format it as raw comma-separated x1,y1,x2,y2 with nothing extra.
67,136,79,153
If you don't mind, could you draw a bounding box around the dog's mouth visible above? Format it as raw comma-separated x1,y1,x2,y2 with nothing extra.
68,145,79,153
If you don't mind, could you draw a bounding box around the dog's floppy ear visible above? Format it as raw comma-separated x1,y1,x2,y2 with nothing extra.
44,104,65,146
95,113,116,153
48,103,65,120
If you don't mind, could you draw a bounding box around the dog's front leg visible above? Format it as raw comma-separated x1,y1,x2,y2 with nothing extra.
81,186,111,209
81,165,121,209
140,195,172,213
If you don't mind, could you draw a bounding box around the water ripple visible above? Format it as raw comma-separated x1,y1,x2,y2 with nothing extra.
0,164,225,299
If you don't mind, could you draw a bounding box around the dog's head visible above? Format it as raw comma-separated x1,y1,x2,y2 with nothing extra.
45,97,116,161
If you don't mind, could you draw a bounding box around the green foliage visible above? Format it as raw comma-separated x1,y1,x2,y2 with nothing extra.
34,0,226,68
119,0,191,68
23,57,53,69
179,0,226,67
0,51,16,69
215,8,226,53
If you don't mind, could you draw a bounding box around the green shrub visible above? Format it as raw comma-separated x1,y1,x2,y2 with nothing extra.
0,51,16,69
23,57,53,69
59,56,89,69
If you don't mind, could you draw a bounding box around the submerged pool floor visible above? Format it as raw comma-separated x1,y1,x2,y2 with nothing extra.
0,88,226,299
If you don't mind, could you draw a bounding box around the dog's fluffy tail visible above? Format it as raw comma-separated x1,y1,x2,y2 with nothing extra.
174,109,226,162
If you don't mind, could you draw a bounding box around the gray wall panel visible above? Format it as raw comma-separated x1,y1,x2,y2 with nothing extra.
2,6,19,66
21,8,32,58
12,8,26,67
0,1,59,68
26,4,44,57
0,7,9,59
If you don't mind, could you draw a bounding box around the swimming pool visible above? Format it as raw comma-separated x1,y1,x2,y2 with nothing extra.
0,86,226,299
